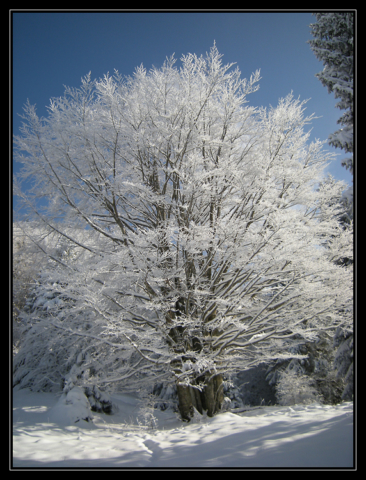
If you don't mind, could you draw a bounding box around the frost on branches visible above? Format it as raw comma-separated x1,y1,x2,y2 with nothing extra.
13,45,353,421
308,12,354,175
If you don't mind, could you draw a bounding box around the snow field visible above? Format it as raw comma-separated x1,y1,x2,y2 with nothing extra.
12,388,354,468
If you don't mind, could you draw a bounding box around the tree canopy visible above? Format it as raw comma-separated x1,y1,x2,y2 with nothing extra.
13,45,353,420
308,12,354,174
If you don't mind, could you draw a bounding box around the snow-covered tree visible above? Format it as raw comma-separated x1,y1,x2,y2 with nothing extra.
308,12,355,402
12,222,60,354
273,364,322,406
265,329,347,405
14,45,352,420
308,12,354,175
12,226,155,405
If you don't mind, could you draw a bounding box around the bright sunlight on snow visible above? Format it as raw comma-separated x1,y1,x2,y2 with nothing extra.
12,388,354,469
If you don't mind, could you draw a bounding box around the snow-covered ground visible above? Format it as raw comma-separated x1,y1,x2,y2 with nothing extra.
12,387,354,469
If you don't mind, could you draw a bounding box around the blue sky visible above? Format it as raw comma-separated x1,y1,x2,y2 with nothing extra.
12,10,353,191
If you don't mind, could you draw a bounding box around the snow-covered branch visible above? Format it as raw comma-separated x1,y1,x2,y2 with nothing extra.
13,43,353,419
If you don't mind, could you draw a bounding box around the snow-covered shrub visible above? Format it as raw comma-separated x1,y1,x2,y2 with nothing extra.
275,366,322,406
12,256,141,408
265,329,349,405
50,386,94,425
137,389,159,430
220,396,232,412
13,277,98,393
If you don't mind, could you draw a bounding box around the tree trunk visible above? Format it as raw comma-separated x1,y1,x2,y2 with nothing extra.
176,383,194,421
202,373,224,417
176,373,224,421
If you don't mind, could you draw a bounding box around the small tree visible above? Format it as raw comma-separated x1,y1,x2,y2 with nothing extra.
14,45,352,420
